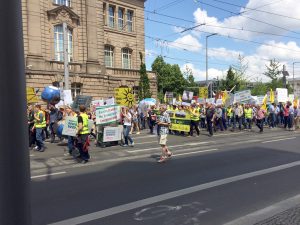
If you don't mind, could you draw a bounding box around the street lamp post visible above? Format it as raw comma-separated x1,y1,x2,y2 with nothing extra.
206,33,217,86
293,62,300,95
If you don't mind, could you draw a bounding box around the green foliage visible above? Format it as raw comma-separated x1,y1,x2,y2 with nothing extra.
151,56,192,101
138,53,151,100
263,59,281,81
251,80,268,96
219,67,241,93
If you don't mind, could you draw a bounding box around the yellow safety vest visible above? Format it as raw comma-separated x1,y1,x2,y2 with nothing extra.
190,108,200,121
35,110,46,128
227,108,233,117
79,113,89,135
244,108,253,119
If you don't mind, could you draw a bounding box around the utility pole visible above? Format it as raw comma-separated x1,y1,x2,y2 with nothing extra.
63,22,69,90
206,33,217,86
0,1,31,225
292,62,300,95
282,64,289,89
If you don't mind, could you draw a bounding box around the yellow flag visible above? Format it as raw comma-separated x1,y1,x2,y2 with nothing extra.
178,94,182,102
164,93,167,103
222,91,228,104
294,97,298,107
261,95,267,110
270,89,275,103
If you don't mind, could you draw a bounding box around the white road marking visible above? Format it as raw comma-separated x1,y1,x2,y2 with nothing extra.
261,137,296,143
214,132,245,137
173,149,218,157
31,171,66,179
30,154,35,157
135,141,158,145
48,160,300,225
127,142,213,153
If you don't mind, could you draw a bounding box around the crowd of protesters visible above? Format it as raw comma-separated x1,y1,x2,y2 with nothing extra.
27,100,299,163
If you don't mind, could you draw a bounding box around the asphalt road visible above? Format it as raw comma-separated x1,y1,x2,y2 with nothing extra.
30,128,300,225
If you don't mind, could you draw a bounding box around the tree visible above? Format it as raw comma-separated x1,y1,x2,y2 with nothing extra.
182,65,198,94
232,54,249,91
138,52,151,100
151,56,187,101
219,67,240,93
263,59,281,81
251,79,268,96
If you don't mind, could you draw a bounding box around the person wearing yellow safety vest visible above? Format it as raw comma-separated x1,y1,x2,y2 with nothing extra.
226,106,234,128
244,104,253,130
76,105,90,164
33,104,46,152
189,104,200,137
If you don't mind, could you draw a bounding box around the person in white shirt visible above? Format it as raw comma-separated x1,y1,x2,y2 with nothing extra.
122,107,134,147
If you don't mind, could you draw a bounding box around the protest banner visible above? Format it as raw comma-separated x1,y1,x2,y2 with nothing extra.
233,90,252,103
215,99,223,106
276,88,288,103
168,110,191,132
103,126,123,142
256,96,265,105
72,95,92,110
182,91,193,101
114,88,135,107
105,97,115,106
26,87,39,103
197,98,206,104
288,94,294,102
62,116,78,137
199,87,208,99
165,92,174,104
96,105,120,125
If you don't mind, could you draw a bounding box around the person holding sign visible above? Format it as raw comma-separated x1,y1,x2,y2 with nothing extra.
157,105,172,163
76,105,90,164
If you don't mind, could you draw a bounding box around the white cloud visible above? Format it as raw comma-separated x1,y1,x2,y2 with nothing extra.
169,34,202,52
181,63,224,81
192,0,300,39
172,26,185,34
208,48,243,61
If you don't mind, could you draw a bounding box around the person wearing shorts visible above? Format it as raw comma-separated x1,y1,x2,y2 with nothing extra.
157,105,172,163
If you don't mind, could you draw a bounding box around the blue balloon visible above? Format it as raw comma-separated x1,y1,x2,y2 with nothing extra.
56,124,64,138
41,86,60,104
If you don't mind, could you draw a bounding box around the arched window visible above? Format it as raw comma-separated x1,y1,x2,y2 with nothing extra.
122,48,132,69
53,0,71,7
71,83,82,98
54,24,73,62
104,45,114,67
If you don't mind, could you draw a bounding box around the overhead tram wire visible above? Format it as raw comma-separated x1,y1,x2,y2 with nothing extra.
208,0,300,21
240,0,283,14
143,10,300,41
151,0,187,12
195,1,300,36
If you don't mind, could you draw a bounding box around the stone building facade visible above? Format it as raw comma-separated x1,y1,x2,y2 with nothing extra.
22,0,157,101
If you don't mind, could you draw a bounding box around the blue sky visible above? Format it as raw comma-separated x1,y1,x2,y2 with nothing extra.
144,0,300,82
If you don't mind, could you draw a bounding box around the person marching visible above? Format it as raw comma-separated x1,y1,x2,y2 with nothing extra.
244,104,253,130
255,105,266,133
157,105,172,163
33,104,46,152
76,105,90,163
189,104,200,137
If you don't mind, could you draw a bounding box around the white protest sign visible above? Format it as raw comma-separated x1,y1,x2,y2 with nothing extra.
255,96,265,105
288,94,294,102
103,125,123,142
63,90,73,104
96,105,120,125
216,99,223,106
92,100,104,107
234,90,251,103
207,98,215,104
276,88,288,103
62,116,78,137
197,98,206,104
105,98,115,106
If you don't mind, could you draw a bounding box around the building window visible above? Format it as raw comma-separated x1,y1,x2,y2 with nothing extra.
54,25,73,62
122,48,132,69
127,10,133,32
104,45,114,67
118,8,124,30
71,83,82,98
108,5,115,28
53,0,71,7
103,3,107,26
